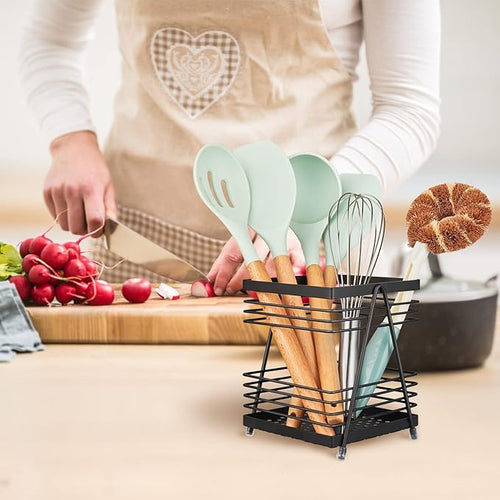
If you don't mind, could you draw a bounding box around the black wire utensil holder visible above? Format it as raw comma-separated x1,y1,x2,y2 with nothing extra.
242,275,420,459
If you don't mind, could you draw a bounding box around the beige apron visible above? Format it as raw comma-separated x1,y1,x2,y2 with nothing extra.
97,0,356,282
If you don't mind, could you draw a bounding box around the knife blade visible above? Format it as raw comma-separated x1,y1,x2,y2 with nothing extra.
104,218,208,283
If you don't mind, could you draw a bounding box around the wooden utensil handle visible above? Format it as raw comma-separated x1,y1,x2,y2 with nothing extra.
247,260,333,436
273,255,318,380
324,264,341,351
307,263,344,425
323,265,338,289
273,255,319,429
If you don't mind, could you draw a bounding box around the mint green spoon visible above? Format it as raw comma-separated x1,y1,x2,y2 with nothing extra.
289,152,343,425
289,154,342,267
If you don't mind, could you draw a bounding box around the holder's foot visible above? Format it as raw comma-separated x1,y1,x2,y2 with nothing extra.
410,428,418,440
245,427,254,437
337,446,347,460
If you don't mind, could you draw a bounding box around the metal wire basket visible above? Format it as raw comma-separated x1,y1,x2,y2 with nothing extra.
242,275,420,459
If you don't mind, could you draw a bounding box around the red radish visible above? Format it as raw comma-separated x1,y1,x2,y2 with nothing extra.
122,278,152,303
31,283,55,306
191,280,215,298
73,281,89,303
29,236,52,256
55,283,78,304
66,248,80,260
19,238,33,257
63,241,80,252
49,270,64,285
22,254,41,273
85,280,115,305
63,241,80,260
28,264,52,285
9,275,32,301
63,259,88,280
155,283,180,300
79,256,99,279
83,259,98,277
40,243,69,270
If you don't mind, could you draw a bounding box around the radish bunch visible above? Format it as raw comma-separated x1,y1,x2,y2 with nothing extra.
7,223,162,307
10,233,111,306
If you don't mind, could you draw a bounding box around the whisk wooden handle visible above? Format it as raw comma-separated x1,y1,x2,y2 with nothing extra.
247,260,333,436
307,263,343,425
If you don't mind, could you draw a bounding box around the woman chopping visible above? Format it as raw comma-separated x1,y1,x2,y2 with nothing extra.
19,0,441,295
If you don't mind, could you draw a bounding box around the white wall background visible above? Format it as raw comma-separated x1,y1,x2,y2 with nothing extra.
1,0,499,203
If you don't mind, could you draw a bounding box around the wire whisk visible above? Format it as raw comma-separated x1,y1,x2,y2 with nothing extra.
325,193,386,408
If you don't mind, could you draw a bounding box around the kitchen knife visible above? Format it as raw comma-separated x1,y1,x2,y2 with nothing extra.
104,218,208,283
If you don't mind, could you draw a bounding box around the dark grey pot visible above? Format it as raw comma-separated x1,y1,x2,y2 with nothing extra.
390,293,497,371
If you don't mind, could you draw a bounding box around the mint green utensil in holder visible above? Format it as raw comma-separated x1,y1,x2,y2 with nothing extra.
289,152,344,425
355,241,428,417
233,141,318,389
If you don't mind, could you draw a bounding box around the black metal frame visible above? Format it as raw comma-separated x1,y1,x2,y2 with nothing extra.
241,276,420,459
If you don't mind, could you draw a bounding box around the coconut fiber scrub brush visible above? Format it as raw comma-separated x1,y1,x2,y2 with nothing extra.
354,183,492,416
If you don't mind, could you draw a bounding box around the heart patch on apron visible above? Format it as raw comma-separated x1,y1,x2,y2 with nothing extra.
151,28,241,119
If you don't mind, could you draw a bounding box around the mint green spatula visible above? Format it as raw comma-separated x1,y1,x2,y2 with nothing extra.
233,141,318,385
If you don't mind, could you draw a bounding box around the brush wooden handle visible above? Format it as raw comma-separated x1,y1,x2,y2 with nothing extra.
247,260,333,435
273,255,319,429
307,263,343,425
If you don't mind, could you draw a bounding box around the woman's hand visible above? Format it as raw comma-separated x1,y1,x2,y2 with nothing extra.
207,229,305,296
44,131,117,237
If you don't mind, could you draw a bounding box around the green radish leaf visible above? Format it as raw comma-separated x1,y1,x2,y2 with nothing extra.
0,241,23,280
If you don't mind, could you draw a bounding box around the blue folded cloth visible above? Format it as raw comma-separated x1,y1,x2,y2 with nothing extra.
0,281,44,362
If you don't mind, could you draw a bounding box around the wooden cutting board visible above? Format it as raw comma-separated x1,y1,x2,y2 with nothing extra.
27,284,268,344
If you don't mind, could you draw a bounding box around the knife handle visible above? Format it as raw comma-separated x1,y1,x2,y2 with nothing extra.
247,260,333,436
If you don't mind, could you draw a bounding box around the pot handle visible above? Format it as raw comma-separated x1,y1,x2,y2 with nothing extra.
485,274,498,288
427,253,443,279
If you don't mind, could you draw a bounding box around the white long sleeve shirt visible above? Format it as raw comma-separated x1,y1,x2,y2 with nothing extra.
19,0,441,190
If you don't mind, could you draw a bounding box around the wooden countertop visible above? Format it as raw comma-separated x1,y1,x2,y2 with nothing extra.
0,318,499,500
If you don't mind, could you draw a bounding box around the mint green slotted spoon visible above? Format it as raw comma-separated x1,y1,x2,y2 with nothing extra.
193,144,333,436
289,152,343,425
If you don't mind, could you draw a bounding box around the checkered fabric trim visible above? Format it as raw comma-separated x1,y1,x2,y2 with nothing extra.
92,205,227,283
151,28,240,118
